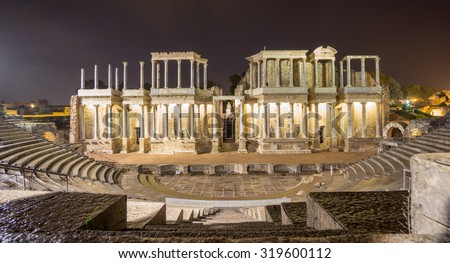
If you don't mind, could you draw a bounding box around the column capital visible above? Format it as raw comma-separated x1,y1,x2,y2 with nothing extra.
122,61,128,66
139,61,145,65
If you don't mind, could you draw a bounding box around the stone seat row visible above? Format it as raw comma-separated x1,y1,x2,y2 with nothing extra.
0,122,123,192
343,125,450,186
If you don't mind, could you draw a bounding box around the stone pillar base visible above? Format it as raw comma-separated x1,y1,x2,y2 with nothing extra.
120,138,131,153
211,139,220,154
238,138,248,153
139,138,149,153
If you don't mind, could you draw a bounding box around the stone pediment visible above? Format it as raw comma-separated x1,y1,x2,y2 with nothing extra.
309,46,337,60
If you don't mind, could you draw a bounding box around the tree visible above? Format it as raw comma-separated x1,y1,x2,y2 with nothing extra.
207,80,218,89
84,79,107,89
376,72,402,102
229,73,243,95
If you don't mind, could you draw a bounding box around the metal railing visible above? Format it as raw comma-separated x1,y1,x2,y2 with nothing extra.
402,168,411,191
0,163,70,192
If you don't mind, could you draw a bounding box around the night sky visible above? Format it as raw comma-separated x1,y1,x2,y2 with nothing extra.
1,0,449,104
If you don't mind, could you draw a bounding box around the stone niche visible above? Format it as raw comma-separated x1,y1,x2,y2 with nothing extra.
411,153,450,240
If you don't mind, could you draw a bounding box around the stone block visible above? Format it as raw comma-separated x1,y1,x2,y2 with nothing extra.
411,153,450,239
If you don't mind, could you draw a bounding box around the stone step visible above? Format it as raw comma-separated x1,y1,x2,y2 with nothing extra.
366,157,387,175
371,155,396,175
414,138,450,151
51,155,83,173
408,140,446,152
13,147,65,167
381,152,407,171
0,138,41,148
358,161,376,178
3,145,55,164
31,150,72,170
0,142,48,159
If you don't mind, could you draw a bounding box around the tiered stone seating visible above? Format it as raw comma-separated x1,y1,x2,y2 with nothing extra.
343,125,450,188
0,120,123,193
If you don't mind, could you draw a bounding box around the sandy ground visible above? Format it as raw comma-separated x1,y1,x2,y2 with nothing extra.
95,151,376,165
127,200,165,223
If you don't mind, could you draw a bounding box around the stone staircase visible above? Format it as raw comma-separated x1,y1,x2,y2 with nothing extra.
0,119,124,194
342,121,450,189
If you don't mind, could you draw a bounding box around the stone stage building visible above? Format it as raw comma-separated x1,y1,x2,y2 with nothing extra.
70,47,384,154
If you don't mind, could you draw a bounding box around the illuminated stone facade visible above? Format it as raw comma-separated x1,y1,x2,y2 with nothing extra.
70,47,383,154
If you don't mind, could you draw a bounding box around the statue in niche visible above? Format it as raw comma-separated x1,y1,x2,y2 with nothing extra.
225,102,232,119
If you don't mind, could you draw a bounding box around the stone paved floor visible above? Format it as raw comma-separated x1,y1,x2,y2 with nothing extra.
156,175,314,198
96,151,376,165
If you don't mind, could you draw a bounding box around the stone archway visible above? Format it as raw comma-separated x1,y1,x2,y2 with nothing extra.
383,121,408,138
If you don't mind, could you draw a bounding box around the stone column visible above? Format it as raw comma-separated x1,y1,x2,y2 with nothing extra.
139,61,144,89
79,105,85,140
262,59,267,87
189,104,195,140
376,102,381,138
93,104,99,140
331,59,336,87
346,58,351,87
375,57,380,86
163,104,169,140
289,58,294,87
107,104,112,139
212,101,217,139
196,62,200,88
265,103,270,138
115,67,119,90
314,103,320,148
347,102,353,138
249,62,253,90
239,101,244,138
262,103,268,138
150,105,156,140
144,105,150,138
302,103,308,139
177,60,182,88
122,104,128,139
253,103,258,138
361,58,366,86
203,103,207,138
139,105,145,138
151,60,156,89
203,64,208,89
276,58,281,87
123,62,128,89
339,61,344,88
275,103,281,138
289,102,294,138
257,61,261,88
156,63,161,88
302,59,307,87
314,60,319,87
177,104,182,139
302,58,308,87
164,60,168,89
361,102,367,138
80,68,85,89
330,102,337,148
190,60,194,88
94,65,98,89
108,64,112,89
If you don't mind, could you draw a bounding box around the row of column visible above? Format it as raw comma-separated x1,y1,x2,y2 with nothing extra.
80,62,146,90
340,57,381,87
346,102,382,138
240,102,382,140
83,101,383,141
151,60,207,89
248,58,307,89
313,59,336,87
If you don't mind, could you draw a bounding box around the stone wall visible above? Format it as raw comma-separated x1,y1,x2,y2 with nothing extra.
411,153,450,239
69,95,79,143
306,194,344,230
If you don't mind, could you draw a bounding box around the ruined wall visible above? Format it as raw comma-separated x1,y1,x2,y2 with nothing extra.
69,95,79,143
